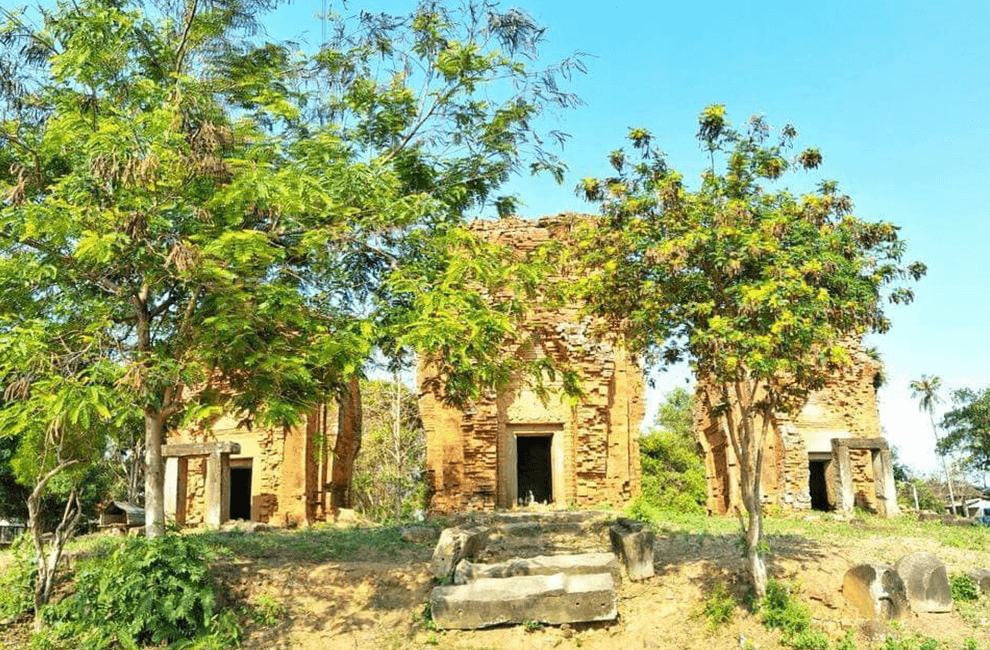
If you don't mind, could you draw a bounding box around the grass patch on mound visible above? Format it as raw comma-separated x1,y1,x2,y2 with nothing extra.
191,524,417,562
624,505,990,552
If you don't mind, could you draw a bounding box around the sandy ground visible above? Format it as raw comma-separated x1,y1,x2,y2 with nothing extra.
224,516,990,650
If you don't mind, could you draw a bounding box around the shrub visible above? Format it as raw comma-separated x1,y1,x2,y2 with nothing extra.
761,580,811,636
636,388,707,514
760,579,834,649
0,535,34,620
41,534,241,649
950,573,979,602
700,581,735,629
788,629,830,650
248,595,287,627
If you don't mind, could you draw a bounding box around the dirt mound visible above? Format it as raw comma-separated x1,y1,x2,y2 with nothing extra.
218,515,990,649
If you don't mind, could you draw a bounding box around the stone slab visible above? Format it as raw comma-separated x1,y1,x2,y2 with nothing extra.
609,518,655,581
968,569,990,595
894,552,952,613
842,563,910,620
454,553,621,585
429,526,488,580
430,572,617,629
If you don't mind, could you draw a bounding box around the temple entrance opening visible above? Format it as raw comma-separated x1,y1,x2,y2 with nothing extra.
229,461,253,521
517,435,553,504
808,458,830,511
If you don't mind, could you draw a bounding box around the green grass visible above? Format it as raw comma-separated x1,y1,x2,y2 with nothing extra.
190,523,417,562
624,505,990,552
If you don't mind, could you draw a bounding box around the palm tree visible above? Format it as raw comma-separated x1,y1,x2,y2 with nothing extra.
910,375,957,514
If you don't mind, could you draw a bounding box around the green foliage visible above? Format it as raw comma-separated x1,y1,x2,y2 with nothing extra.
940,386,990,474
522,619,544,633
248,595,287,628
352,379,425,523
0,535,34,620
836,631,857,650
636,387,706,513
41,535,240,649
951,573,979,602
787,630,831,650
761,580,813,644
879,633,945,650
575,106,924,596
418,602,439,632
0,0,583,535
897,478,945,512
699,581,735,630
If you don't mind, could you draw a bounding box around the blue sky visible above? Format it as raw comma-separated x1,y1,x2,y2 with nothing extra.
266,1,990,478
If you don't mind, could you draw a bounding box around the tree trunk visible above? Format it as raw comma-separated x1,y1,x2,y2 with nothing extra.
329,376,362,510
930,413,957,514
743,492,767,598
27,470,81,630
393,370,402,521
145,410,166,537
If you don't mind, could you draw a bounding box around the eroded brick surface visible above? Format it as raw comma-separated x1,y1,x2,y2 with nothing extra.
694,342,887,514
419,216,645,513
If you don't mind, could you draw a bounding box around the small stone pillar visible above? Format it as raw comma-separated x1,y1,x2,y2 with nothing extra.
205,450,230,527
873,447,900,517
832,440,855,515
163,457,188,525
162,441,239,528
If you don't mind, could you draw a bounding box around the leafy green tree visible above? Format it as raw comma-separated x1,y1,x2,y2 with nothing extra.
574,105,924,596
910,375,957,511
0,339,118,622
0,0,582,539
656,385,694,439
637,387,706,513
939,386,990,482
352,378,425,523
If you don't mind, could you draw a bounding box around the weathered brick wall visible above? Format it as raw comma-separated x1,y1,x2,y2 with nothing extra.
169,406,331,526
695,342,884,514
849,448,877,510
419,216,645,513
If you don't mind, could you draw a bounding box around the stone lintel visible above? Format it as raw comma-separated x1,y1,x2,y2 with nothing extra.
831,437,888,451
162,441,241,457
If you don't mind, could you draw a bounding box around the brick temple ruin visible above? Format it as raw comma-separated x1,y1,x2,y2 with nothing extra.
694,343,898,517
163,378,361,527
419,216,646,513
161,214,896,525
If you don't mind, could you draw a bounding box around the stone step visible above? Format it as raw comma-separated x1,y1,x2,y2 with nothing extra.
430,572,617,630
486,510,615,525
454,552,621,585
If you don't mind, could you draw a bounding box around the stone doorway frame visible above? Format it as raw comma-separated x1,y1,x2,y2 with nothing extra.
163,441,241,527
829,437,899,517
502,423,564,507
808,452,834,511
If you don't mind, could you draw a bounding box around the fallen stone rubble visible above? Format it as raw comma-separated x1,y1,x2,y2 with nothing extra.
428,513,652,629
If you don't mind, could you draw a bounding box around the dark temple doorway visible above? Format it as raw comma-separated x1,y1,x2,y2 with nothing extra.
517,435,553,504
229,465,252,521
809,459,830,511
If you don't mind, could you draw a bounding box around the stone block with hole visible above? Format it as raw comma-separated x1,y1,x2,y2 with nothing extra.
609,518,655,581
430,572,617,629
968,569,990,595
894,552,952,613
842,563,910,620
429,526,488,580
